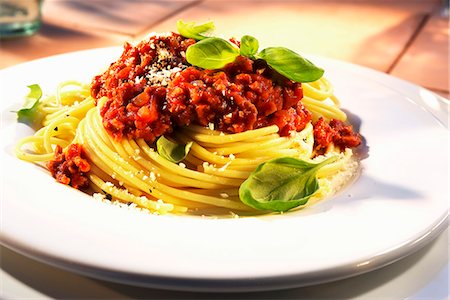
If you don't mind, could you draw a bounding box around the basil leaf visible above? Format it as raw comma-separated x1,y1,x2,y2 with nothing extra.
17,84,45,129
239,156,337,212
176,20,215,40
186,37,240,70
156,136,193,163
257,47,324,82
240,35,259,58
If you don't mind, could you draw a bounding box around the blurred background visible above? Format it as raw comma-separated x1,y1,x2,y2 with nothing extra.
0,0,448,98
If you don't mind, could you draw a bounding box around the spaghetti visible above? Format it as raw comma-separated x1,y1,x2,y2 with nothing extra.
15,28,361,216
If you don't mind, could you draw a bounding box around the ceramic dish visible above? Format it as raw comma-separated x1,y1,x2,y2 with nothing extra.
0,48,448,292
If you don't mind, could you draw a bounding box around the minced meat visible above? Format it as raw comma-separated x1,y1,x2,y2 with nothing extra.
91,32,311,142
47,144,90,189
313,117,361,151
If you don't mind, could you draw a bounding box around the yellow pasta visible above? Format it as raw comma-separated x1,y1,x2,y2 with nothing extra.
15,76,359,216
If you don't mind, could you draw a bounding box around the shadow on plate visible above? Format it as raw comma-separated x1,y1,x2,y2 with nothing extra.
343,108,369,160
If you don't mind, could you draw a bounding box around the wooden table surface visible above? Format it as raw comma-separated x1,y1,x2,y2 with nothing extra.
0,0,448,99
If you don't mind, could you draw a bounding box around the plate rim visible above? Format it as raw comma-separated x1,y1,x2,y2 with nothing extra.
1,213,447,292
0,47,449,292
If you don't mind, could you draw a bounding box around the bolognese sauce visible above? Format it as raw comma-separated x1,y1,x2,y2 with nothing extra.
313,117,361,152
47,144,90,189
91,32,312,142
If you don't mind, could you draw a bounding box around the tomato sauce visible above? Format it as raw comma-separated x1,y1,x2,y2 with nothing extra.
47,144,90,189
91,33,311,142
313,117,361,151
167,56,311,136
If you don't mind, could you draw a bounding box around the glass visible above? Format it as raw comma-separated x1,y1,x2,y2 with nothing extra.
0,0,43,38
441,0,449,17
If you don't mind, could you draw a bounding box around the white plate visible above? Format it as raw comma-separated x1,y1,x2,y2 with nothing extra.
0,48,448,292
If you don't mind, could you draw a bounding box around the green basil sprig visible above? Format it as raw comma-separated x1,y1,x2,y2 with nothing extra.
176,20,215,41
156,136,193,163
178,20,324,82
186,37,240,70
16,84,45,129
239,35,259,58
239,156,337,212
258,47,324,83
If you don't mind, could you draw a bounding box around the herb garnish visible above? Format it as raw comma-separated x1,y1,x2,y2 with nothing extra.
239,156,337,212
258,47,325,83
186,37,240,70
177,20,324,82
16,84,45,129
176,20,215,41
239,35,259,58
156,136,193,163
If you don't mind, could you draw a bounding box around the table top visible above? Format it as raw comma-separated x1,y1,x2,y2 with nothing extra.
1,0,448,99
1,1,449,299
